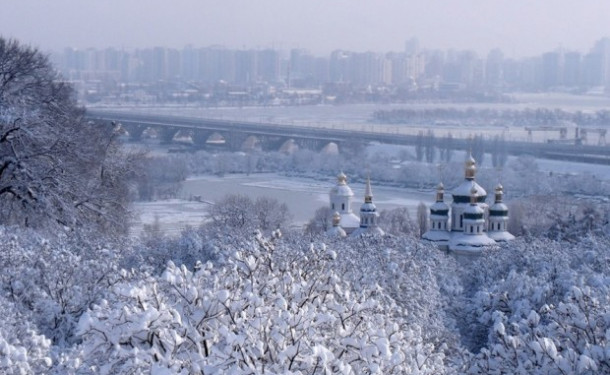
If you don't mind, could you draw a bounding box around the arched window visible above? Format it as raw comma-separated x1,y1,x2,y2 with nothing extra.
342,203,345,210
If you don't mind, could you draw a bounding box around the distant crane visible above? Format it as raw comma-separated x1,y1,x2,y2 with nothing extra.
578,128,607,146
525,126,568,143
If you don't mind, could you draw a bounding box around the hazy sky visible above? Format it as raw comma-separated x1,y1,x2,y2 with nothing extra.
2,0,610,58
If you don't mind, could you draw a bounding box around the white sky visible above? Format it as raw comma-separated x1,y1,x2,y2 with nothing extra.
2,0,610,58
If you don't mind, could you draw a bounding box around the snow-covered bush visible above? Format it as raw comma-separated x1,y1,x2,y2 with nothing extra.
456,236,610,374
77,232,447,374
0,295,52,374
0,226,129,345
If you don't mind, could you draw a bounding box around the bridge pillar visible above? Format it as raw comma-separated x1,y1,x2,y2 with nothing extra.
278,138,300,154
225,131,249,151
191,130,214,149
320,141,340,155
242,135,262,152
157,127,179,144
123,123,147,142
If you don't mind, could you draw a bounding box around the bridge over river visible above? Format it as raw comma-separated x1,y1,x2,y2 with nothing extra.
86,109,610,165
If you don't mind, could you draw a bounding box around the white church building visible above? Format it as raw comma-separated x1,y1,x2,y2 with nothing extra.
327,172,384,237
423,154,515,253
323,154,514,251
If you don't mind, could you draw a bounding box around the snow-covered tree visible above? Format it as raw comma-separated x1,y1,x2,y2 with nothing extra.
0,37,136,233
453,236,610,374
207,194,292,233
76,232,447,374
0,226,129,345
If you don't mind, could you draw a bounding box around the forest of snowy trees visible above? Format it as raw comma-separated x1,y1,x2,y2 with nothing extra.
2,37,610,374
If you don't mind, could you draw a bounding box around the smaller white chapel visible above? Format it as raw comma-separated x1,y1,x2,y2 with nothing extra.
327,172,384,237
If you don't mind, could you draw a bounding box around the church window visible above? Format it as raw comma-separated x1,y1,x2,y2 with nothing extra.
342,203,345,210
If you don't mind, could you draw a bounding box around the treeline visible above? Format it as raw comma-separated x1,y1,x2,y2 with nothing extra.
373,107,610,126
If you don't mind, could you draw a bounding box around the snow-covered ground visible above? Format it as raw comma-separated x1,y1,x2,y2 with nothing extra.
131,173,433,236
132,144,610,237
127,94,610,236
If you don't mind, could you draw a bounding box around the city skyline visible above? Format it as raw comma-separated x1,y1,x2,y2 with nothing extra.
3,1,610,58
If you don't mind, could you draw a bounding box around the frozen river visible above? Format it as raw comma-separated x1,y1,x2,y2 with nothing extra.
125,93,610,235
132,173,433,235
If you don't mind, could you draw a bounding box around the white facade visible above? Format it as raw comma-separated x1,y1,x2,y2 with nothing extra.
329,172,360,233
328,173,384,237
423,155,515,253
487,184,516,242
422,183,451,246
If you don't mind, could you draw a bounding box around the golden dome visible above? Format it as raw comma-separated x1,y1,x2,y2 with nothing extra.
465,154,477,179
337,171,347,185
494,183,504,203
469,187,478,204
332,211,341,226
436,182,445,202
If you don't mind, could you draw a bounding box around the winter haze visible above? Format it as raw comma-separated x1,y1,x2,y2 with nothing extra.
3,0,610,57
3,1,610,374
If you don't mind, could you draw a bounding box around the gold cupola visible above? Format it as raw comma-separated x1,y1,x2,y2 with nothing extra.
494,184,504,203
470,187,478,204
436,182,445,202
465,154,477,180
332,211,341,226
